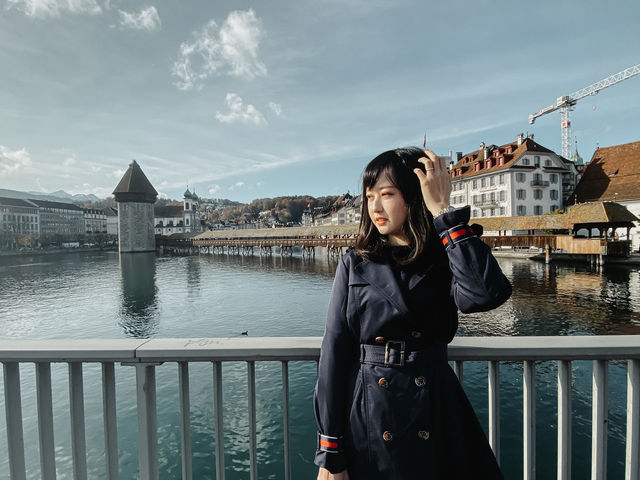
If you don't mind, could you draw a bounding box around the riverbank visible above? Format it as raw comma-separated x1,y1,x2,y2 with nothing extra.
0,246,118,257
491,249,640,265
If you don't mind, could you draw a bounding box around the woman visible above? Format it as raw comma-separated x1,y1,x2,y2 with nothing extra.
314,147,511,480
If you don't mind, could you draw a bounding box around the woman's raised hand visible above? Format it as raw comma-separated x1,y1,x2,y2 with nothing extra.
317,467,350,480
413,149,452,216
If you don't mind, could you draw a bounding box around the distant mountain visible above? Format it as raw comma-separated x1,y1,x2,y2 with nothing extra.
0,188,101,203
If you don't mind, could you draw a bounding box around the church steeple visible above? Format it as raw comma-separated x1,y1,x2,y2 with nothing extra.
570,141,584,166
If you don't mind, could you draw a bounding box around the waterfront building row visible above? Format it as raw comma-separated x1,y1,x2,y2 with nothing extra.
0,197,109,247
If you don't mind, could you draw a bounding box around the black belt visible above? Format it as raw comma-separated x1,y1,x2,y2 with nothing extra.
360,341,447,368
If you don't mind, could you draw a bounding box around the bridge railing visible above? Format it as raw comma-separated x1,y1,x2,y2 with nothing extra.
1,336,639,480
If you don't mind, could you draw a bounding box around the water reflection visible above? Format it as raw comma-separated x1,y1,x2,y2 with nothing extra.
119,252,159,337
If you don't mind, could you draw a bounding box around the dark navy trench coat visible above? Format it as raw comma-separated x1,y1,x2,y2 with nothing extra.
314,206,512,480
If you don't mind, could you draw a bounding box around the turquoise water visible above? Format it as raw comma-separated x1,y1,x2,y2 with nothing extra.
0,251,638,479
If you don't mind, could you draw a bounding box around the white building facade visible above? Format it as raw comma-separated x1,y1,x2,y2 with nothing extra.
450,135,578,221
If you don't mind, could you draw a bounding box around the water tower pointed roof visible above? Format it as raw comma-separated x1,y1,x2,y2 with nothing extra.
113,160,158,203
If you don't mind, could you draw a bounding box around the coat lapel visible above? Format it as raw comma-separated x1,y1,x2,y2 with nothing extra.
354,259,409,316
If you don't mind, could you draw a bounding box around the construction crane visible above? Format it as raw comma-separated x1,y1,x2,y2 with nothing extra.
528,64,640,158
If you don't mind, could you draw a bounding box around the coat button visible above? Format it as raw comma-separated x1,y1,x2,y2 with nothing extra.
418,430,430,440
411,331,422,339
375,336,385,344
378,377,389,388
383,431,393,441
415,376,426,387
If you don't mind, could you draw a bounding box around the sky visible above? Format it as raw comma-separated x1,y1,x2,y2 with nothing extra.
1,0,639,203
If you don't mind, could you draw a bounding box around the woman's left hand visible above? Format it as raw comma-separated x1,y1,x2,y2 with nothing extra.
413,149,452,215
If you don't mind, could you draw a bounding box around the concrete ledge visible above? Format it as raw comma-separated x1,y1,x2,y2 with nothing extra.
1,336,639,363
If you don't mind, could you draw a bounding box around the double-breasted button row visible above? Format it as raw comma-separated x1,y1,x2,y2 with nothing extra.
379,376,425,388
381,430,429,442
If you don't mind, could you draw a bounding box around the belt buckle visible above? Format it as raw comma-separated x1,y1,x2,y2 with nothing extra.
384,340,405,367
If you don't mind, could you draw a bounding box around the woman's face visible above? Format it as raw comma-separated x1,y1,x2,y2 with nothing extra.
365,174,409,246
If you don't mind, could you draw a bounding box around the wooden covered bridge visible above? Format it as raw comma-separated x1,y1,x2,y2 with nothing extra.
159,202,637,262
191,224,358,257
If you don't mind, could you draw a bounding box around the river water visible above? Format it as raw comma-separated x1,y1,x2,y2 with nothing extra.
0,251,639,479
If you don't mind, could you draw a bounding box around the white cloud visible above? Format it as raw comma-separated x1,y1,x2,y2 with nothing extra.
6,0,102,18
208,184,221,194
113,168,126,178
119,6,161,31
228,181,245,190
172,9,266,90
63,154,76,167
216,93,266,125
268,102,282,116
0,145,32,175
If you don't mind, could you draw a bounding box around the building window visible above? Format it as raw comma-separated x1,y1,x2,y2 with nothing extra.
482,209,487,217
481,178,486,188
534,155,540,167
534,190,543,200
517,205,526,216
481,193,487,202
545,159,552,167
516,189,526,200
550,174,558,183
473,209,479,217
186,202,190,210
490,208,495,216
522,157,530,165
500,207,505,215
534,205,543,215
551,205,558,212
490,176,495,186
499,174,505,185
550,190,558,200
472,195,478,203
499,191,506,201
490,192,496,202
472,180,477,189
516,173,526,183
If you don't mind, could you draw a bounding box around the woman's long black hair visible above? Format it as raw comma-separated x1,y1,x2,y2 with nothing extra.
355,147,438,265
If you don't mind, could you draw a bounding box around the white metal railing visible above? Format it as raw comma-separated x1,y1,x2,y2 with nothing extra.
1,336,639,480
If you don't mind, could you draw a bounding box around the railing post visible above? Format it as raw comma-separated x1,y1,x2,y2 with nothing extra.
592,359,608,480
488,360,500,462
627,359,639,480
136,364,158,480
179,362,192,480
523,360,536,480
102,363,119,480
454,360,464,383
69,362,88,480
3,362,26,480
213,362,225,480
36,362,56,480
247,361,258,480
282,361,291,480
558,360,572,480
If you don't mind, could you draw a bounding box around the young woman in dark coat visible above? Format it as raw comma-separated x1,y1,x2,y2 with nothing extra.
314,147,512,480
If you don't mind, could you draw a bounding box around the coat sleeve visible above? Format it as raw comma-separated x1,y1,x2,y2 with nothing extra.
433,206,512,313
313,253,357,473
